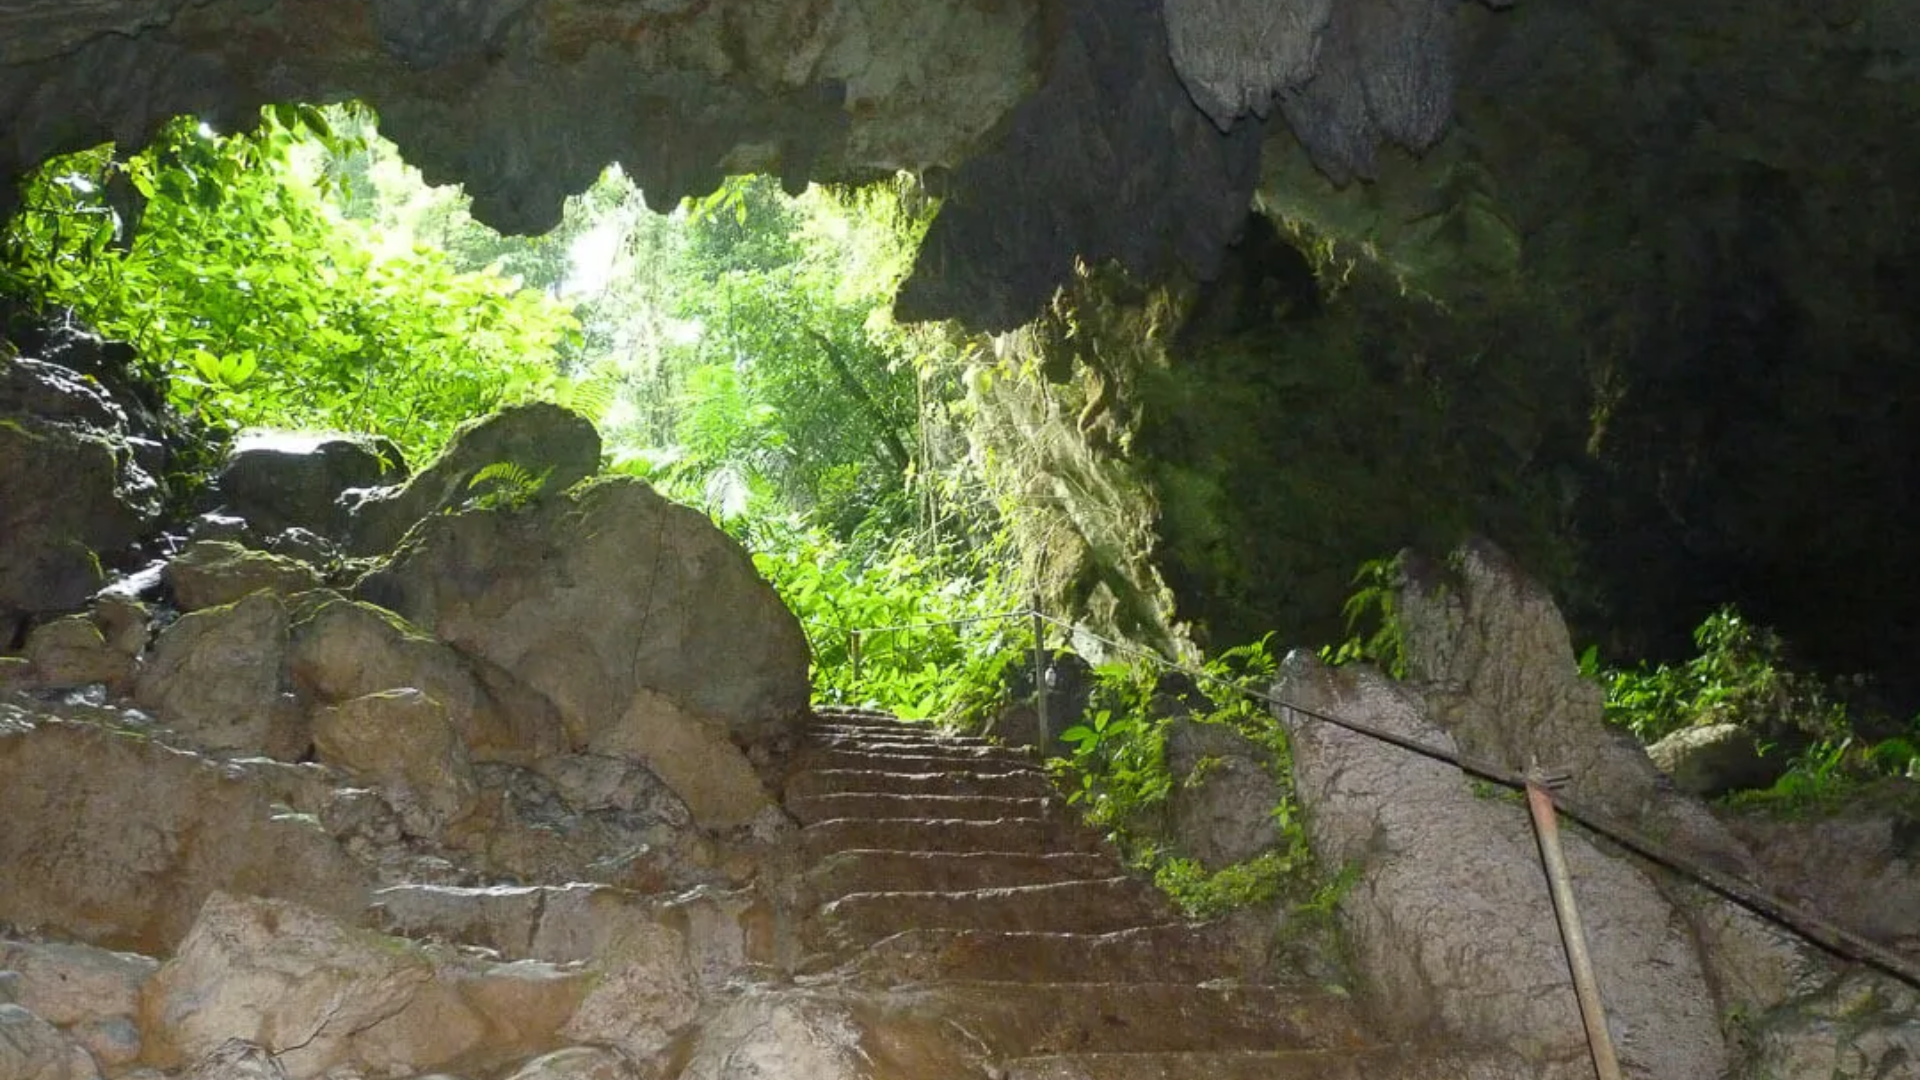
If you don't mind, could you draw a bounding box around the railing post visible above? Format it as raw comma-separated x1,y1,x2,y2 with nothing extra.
1525,763,1623,1080
849,629,862,688
1030,594,1048,750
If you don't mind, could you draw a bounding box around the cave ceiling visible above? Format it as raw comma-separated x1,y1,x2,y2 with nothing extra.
1,0,1494,331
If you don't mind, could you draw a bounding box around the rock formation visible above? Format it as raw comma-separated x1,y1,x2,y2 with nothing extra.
1272,538,1920,1079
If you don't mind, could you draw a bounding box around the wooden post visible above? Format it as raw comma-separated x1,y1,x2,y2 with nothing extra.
1526,766,1624,1080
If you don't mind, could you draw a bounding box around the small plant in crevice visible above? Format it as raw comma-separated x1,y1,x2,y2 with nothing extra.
1050,635,1332,921
1319,554,1408,677
464,461,553,511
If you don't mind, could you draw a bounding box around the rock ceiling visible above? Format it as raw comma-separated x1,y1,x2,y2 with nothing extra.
0,0,1488,330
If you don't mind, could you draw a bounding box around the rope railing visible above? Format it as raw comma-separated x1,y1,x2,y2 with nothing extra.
812,601,1920,999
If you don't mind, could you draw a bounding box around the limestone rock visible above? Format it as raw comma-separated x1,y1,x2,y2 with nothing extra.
90,596,151,657
0,386,158,621
21,616,131,691
134,592,305,759
0,1004,98,1080
1744,971,1920,1080
142,894,588,1080
290,594,564,765
1396,539,1762,879
1727,806,1920,949
165,541,324,613
1273,651,1729,1080
530,754,693,824
0,940,157,1027
0,706,368,953
1163,719,1281,868
359,476,807,749
182,1040,288,1080
342,403,600,557
675,990,867,1080
895,0,1263,330
592,690,774,831
1165,0,1332,127
312,689,479,839
216,431,405,539
1647,723,1786,798
502,1048,638,1080
557,919,700,1064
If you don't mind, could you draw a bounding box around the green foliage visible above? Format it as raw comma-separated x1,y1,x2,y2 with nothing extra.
1319,554,1408,676
1590,605,1920,814
465,461,553,511
1052,635,1323,919
1596,606,1851,745
1,107,578,464
746,516,1027,726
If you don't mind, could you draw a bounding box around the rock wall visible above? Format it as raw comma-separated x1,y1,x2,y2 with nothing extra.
1271,539,1920,1079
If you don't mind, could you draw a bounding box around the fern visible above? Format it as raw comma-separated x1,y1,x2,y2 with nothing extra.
466,460,552,511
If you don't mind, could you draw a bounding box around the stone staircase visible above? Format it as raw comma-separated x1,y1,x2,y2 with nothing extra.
787,707,1457,1080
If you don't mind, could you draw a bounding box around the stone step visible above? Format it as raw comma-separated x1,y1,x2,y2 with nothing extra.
997,1048,1474,1080
808,748,1042,774
809,724,1000,747
808,737,1037,762
802,817,1105,860
807,850,1124,899
846,926,1257,985
815,877,1174,945
785,767,1054,802
789,791,1053,825
924,981,1367,1057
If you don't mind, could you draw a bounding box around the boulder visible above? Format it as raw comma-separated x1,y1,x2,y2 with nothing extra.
556,920,701,1065
1273,652,1729,1080
674,991,868,1080
133,592,306,759
216,431,405,539
1743,971,1920,1080
503,1048,639,1080
358,477,806,809
164,542,324,612
289,595,564,764
591,690,775,831
0,1004,97,1080
1163,719,1281,868
182,1040,288,1080
1725,804,1920,949
141,894,589,1080
0,705,369,953
0,940,157,1027
90,596,150,657
1646,723,1785,797
312,689,479,839
1395,539,1762,879
21,615,132,691
360,478,807,744
342,403,600,557
0,410,157,622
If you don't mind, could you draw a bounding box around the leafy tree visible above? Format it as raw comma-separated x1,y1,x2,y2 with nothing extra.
1,107,578,464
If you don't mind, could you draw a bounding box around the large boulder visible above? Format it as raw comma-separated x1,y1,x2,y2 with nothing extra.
133,592,306,759
1396,539,1762,879
1646,723,1786,798
19,615,133,692
164,541,324,613
140,893,589,1080
289,593,565,765
312,688,479,840
0,702,369,954
1274,652,1729,1080
215,431,404,539
0,1004,97,1080
0,359,163,624
1163,718,1282,869
342,403,601,556
357,477,807,807
0,940,157,1072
